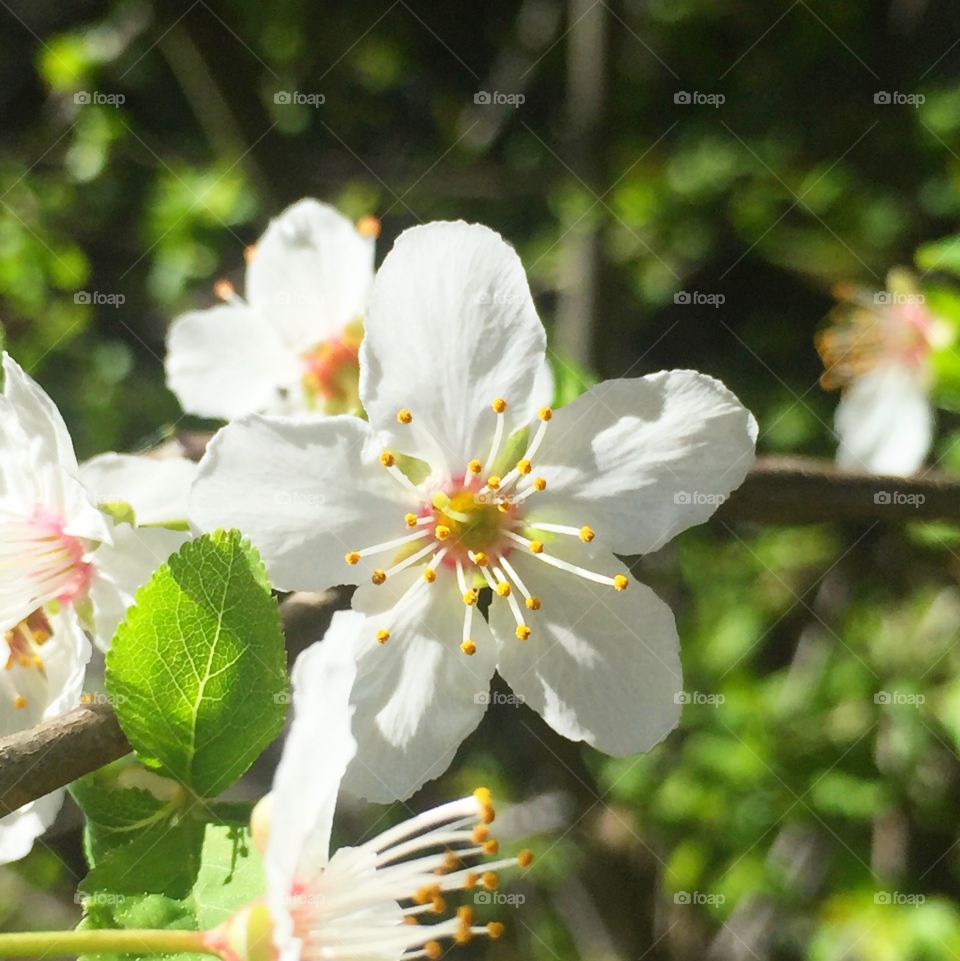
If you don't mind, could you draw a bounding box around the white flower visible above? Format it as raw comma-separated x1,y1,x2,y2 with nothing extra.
191,221,757,801
817,275,953,475
165,199,379,420
213,610,529,961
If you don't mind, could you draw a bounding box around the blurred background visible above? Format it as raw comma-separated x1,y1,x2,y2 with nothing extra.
3,0,960,958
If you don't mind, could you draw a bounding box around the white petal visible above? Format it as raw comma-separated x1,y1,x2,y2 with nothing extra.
526,371,757,556
268,610,360,946
532,357,555,409
360,222,546,473
190,415,412,592
489,549,681,755
835,366,933,476
246,199,374,350
80,453,197,526
86,525,189,649
166,305,299,419
0,792,65,866
341,570,497,802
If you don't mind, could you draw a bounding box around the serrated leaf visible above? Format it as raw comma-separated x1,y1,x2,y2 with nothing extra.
105,530,288,798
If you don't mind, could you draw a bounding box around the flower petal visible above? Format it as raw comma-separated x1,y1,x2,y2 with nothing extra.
526,371,757,555
489,549,681,755
81,453,197,527
246,199,374,349
190,415,412,592
341,569,497,802
835,366,933,476
360,222,546,473
0,792,65,866
166,305,298,419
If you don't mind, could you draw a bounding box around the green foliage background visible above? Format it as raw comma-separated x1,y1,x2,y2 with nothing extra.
2,0,960,958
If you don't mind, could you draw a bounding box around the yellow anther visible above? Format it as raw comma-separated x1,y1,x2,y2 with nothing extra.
345,551,361,565
372,569,387,585
488,921,505,939
579,525,595,542
467,459,483,474
472,824,490,843
463,589,479,606
486,475,501,490
515,625,531,640
482,839,500,856
404,513,418,527
213,278,234,301
397,408,413,424
495,581,511,597
31,655,42,667
423,568,437,583
404,915,419,926
460,639,477,656
435,525,451,541
474,786,492,806
538,406,553,421
529,540,544,554
458,905,475,924
473,551,489,567
443,851,461,872
376,629,390,644
13,695,27,709
613,574,629,592
356,214,381,239
516,458,532,474
465,871,478,889
431,895,446,913
243,244,257,263
380,450,395,467
482,870,499,889
415,884,441,905
532,477,547,491
492,397,508,413
517,848,534,867
424,941,442,960
525,596,541,611
17,655,29,667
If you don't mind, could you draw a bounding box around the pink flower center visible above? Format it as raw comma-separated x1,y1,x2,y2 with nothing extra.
28,506,93,605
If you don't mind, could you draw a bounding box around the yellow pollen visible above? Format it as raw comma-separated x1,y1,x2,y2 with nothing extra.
495,582,511,597
525,596,541,611
243,244,257,263
516,458,532,474
482,839,500,856
532,477,547,491
517,848,534,867
474,786,492,806
538,406,553,421
415,884,441,905
13,695,27,709
435,525,451,541
431,895,446,913
488,922,505,939
486,476,501,490
579,525,595,542
458,905,474,925
372,569,387,585
397,408,413,424
380,450,395,467
17,655,29,667
31,655,42,667
443,851,461,872
404,916,419,926
376,629,390,644
345,551,361,565
467,459,483,474
472,824,490,843
463,589,479,606
473,551,489,567
482,870,499,889
423,568,437,583
529,540,544,554
460,640,477,656
356,214,381,239
424,941,442,960
515,625,531,640
465,872,478,889
613,574,629,591
492,397,508,413
405,513,418,527
213,278,234,301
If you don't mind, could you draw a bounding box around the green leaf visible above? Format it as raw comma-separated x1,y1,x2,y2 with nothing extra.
105,530,288,798
916,234,960,276
193,826,265,929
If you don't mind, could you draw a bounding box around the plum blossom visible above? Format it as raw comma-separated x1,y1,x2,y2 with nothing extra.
191,221,757,801
210,610,531,961
165,199,380,419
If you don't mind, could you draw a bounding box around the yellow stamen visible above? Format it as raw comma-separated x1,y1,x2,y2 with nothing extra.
482,870,499,889
515,625,531,640
483,839,500,856
492,397,508,413
529,540,544,554
424,941,442,960
405,513,418,527
579,525,595,542
486,475,501,490
372,569,387,585
243,244,257,263
517,849,534,867
397,408,413,424
423,568,437,583
463,589,479,606
516,458,532,474
13,695,27,709
213,278,234,301
532,477,547,491
356,214,381,239
460,639,477,656
488,922,505,939
538,406,553,421
473,551,489,566
345,551,361,565
467,459,483,474
380,450,396,467
495,582,511,597
525,596,541,611
472,824,490,843
435,525,451,540
376,629,390,644
613,574,629,591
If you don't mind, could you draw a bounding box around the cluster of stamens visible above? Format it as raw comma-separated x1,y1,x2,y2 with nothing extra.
345,399,630,655
3,609,51,710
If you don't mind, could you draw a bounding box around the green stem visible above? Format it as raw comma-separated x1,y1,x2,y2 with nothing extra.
0,927,217,957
